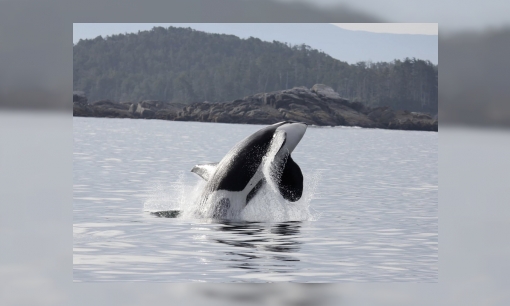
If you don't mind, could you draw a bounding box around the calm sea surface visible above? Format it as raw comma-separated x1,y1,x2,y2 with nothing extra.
73,117,437,282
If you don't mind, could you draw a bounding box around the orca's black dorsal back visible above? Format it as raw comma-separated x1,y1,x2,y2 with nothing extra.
212,122,286,192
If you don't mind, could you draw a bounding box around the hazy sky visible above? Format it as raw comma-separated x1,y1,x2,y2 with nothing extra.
333,23,437,35
73,23,436,44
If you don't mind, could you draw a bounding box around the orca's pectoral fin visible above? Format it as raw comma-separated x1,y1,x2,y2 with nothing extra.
278,155,303,202
191,162,219,181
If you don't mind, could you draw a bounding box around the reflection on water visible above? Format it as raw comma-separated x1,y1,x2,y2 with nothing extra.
214,221,302,273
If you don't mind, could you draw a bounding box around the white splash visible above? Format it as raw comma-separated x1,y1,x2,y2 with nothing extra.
143,171,205,213
144,169,321,222
143,132,322,222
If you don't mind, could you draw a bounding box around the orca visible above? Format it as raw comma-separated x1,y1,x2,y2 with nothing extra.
191,121,307,219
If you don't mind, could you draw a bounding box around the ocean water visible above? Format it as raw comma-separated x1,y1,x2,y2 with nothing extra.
73,118,437,282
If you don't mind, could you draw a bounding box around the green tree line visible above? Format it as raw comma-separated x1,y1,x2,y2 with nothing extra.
73,26,438,114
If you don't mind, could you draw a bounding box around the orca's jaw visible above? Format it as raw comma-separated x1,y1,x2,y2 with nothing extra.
276,122,307,153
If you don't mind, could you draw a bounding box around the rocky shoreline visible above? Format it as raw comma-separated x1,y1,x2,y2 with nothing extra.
73,85,438,131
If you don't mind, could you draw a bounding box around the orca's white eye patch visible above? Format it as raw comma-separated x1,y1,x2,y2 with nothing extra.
268,130,287,156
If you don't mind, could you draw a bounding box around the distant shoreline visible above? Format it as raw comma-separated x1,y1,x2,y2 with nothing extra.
73,117,438,134
73,85,438,132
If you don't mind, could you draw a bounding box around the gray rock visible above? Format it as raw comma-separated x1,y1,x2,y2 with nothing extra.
135,103,145,115
141,109,155,118
311,84,342,100
73,91,88,104
411,112,433,120
288,103,310,112
73,86,437,132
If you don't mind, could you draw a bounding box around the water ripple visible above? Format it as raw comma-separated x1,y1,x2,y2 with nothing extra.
74,118,437,282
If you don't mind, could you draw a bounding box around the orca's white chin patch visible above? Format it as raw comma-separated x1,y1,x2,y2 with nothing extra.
276,122,307,153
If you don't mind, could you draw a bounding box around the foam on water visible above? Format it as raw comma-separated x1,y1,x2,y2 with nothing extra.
143,170,321,222
143,171,206,213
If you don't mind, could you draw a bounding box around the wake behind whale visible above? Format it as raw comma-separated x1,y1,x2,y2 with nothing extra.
144,121,320,222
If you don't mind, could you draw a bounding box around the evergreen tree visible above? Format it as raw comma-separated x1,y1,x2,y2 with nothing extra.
73,26,438,114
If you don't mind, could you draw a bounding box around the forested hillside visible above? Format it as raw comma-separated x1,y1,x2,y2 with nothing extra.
73,26,438,114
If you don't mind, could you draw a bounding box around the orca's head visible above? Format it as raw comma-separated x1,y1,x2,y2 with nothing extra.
274,121,307,153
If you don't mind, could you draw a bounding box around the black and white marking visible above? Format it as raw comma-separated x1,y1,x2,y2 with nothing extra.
191,121,307,219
